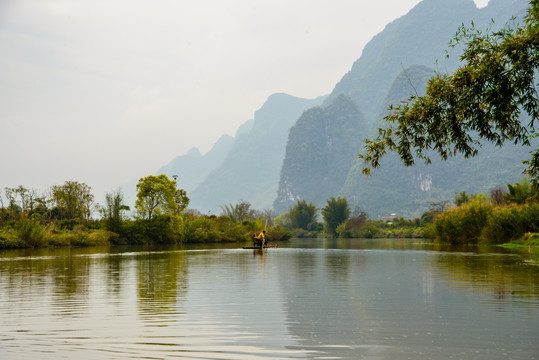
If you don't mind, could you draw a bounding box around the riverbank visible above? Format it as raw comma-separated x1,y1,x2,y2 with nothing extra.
0,214,292,249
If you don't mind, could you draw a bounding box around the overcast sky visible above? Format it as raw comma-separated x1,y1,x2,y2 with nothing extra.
0,0,489,203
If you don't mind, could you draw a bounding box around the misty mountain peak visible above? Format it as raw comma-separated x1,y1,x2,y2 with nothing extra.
186,147,202,157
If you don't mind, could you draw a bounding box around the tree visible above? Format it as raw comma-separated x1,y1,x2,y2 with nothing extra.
100,190,130,233
506,177,538,203
50,181,94,220
490,185,507,206
359,1,539,186
288,200,318,230
220,200,256,223
454,191,471,206
135,174,188,219
3,187,19,217
321,197,351,237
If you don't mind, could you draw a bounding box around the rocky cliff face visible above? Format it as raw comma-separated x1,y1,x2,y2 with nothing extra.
275,0,532,217
274,95,368,213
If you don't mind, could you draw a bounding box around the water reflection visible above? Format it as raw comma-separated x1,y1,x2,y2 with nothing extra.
136,251,188,320
0,240,537,359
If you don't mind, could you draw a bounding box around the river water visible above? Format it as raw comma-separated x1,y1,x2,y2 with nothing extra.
0,239,537,360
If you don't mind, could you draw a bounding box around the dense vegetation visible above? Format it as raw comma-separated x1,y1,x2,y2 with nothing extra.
1,176,538,249
0,177,290,249
429,178,539,245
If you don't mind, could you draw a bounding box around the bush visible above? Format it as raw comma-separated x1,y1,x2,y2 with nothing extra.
119,215,183,245
0,228,26,248
481,203,539,244
357,223,380,238
433,199,493,244
291,228,319,238
16,218,47,247
265,227,292,242
181,215,220,242
336,222,349,238
422,223,436,239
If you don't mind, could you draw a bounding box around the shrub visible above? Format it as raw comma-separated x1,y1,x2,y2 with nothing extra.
16,218,47,247
87,229,118,246
48,232,73,247
433,199,493,244
265,227,292,242
356,223,380,239
481,203,539,244
336,222,349,238
0,228,25,248
291,228,319,238
422,223,436,240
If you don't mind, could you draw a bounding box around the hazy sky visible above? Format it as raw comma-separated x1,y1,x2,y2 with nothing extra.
0,0,489,202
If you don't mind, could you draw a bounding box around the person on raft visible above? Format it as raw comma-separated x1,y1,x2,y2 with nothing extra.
256,230,266,248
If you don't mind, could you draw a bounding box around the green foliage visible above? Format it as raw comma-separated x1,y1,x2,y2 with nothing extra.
14,218,47,247
288,200,318,230
50,181,94,221
124,215,183,244
433,199,494,245
100,190,130,233
321,197,351,237
454,191,470,206
360,1,539,186
219,200,256,223
264,227,292,242
274,212,292,228
506,177,538,204
47,228,118,247
135,174,188,219
0,228,25,248
0,180,288,248
336,222,349,238
355,223,381,239
338,213,369,238
422,223,437,240
481,203,539,244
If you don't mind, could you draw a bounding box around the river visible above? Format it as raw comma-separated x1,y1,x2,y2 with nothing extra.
0,238,538,359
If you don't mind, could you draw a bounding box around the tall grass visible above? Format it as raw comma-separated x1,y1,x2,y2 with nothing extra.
433,199,493,245
15,218,47,247
481,203,539,244
432,200,539,245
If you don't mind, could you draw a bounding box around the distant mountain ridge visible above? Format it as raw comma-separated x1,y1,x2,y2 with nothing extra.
146,0,532,218
157,135,234,193
188,93,326,213
275,0,532,217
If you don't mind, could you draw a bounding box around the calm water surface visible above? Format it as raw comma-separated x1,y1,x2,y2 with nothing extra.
0,239,538,360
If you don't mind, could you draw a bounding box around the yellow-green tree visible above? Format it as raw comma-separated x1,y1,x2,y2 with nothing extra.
135,175,189,219
50,181,94,220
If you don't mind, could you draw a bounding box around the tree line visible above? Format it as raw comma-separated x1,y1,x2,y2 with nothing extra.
1,173,538,249
0,175,287,249
275,177,539,246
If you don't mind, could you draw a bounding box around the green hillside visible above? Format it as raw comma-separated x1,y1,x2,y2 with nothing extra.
274,95,368,213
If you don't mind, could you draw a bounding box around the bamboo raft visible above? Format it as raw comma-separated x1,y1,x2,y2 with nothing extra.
242,244,277,249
